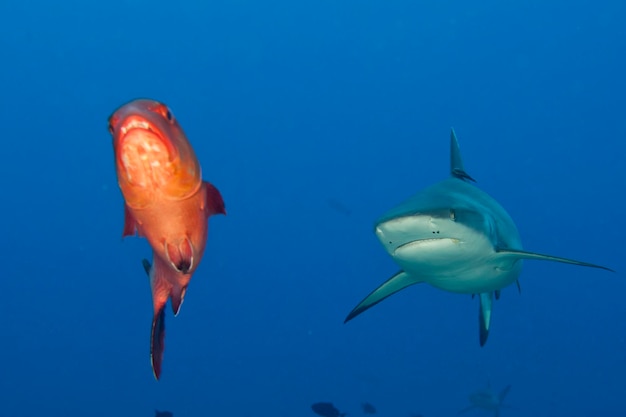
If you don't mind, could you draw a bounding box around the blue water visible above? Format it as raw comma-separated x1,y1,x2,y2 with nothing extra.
1,1,624,416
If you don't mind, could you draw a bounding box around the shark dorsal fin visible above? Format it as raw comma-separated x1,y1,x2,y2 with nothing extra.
450,128,476,182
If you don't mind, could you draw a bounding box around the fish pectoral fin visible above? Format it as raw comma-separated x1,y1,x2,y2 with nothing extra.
479,292,494,347
122,204,140,237
496,248,614,272
203,180,226,216
151,303,166,381
344,271,423,323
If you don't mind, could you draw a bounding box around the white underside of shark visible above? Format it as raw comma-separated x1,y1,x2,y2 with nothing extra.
345,129,613,345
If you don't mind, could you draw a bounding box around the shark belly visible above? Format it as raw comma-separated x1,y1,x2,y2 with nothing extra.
394,252,523,294
387,230,523,294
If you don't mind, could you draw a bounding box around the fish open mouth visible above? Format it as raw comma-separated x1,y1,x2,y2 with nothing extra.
117,117,176,187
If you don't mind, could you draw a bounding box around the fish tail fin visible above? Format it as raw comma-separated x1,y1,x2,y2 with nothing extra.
151,303,166,380
142,258,172,380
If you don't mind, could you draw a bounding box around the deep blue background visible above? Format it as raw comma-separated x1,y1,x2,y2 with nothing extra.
0,1,624,416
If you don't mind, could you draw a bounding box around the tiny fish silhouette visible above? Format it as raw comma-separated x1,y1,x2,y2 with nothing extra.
361,403,377,414
155,411,173,417
311,402,346,417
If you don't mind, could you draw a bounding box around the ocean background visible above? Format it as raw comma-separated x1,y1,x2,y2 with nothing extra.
0,0,624,416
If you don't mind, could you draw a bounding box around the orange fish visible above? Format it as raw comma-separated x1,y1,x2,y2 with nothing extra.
108,98,225,380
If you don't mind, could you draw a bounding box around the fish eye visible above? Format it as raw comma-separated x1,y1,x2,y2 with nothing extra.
108,122,115,135
449,209,456,221
161,106,174,123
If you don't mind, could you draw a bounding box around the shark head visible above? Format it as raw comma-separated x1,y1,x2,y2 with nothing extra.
344,129,613,346
372,158,527,294
375,201,520,293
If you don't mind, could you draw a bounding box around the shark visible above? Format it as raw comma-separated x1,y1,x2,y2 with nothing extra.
458,384,512,417
344,129,613,345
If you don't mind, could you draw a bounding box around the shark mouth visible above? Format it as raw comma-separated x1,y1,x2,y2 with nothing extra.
393,238,460,255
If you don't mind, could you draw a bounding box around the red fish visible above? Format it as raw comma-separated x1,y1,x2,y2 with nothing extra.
108,99,225,380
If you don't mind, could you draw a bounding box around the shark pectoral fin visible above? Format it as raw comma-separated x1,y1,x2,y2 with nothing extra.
457,405,476,415
344,271,423,323
450,128,476,182
479,292,494,347
496,248,614,272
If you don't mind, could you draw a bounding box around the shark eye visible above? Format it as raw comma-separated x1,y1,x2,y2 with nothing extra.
450,209,456,221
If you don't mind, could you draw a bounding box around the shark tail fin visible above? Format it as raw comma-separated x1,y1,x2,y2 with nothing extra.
479,292,494,346
450,128,476,182
344,271,423,323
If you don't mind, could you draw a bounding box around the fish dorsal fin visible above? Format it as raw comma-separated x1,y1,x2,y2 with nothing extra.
450,128,476,182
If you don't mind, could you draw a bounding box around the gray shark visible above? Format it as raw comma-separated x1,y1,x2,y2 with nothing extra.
344,129,613,345
458,384,512,417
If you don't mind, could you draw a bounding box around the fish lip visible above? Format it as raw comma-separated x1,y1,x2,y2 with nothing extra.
119,119,153,136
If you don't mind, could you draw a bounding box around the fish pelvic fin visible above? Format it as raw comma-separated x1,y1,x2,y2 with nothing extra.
344,270,423,323
170,284,187,316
